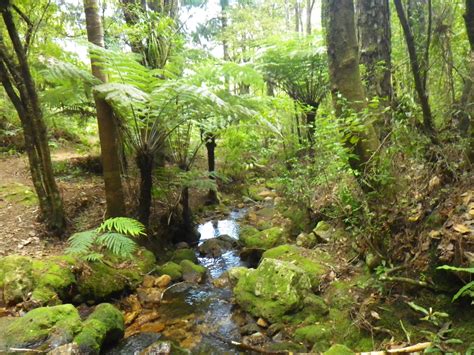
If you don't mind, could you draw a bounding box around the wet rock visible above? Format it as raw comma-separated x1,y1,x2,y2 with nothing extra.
171,248,198,264
242,332,268,347
227,267,250,286
140,340,190,355
198,237,235,258
155,274,172,288
0,304,82,352
239,227,286,250
180,260,206,283
74,303,124,354
267,323,284,337
233,258,312,323
142,275,155,288
240,322,260,335
296,232,317,248
211,274,229,288
262,244,331,290
239,247,264,267
47,343,80,354
156,262,182,281
136,287,162,305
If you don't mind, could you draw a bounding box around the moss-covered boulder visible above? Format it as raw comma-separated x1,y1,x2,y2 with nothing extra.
323,344,355,354
156,262,183,281
0,255,34,305
78,249,155,302
0,304,82,352
240,227,286,250
171,248,198,264
180,260,206,283
74,303,124,354
262,244,331,290
233,258,312,322
294,324,332,349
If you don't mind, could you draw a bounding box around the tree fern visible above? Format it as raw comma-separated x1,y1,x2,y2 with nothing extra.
66,217,145,261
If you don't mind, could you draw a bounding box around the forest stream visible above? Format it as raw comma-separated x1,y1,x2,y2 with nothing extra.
109,208,249,354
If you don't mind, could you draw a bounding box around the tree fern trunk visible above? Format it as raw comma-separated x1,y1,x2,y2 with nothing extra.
136,150,154,226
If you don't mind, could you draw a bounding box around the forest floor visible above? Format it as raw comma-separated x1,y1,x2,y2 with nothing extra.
0,148,105,258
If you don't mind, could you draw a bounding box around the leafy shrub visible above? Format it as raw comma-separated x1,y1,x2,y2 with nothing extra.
66,217,146,261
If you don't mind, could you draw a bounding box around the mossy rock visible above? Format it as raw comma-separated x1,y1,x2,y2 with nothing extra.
78,249,155,302
0,255,34,305
156,262,182,281
171,248,198,264
240,227,286,250
226,266,250,286
140,340,190,354
74,303,124,354
246,185,266,201
264,341,306,353
262,244,331,290
233,258,312,323
294,324,332,349
323,344,355,355
0,183,38,206
0,304,82,351
180,260,206,283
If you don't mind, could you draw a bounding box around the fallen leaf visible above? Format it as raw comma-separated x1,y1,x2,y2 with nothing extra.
453,224,471,234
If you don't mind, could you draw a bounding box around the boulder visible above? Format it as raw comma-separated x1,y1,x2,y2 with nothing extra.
226,266,251,287
171,249,198,264
294,324,332,349
240,227,286,250
180,260,206,283
198,235,237,258
296,232,317,248
155,275,172,288
140,340,190,355
312,221,332,243
239,247,265,268
74,303,124,354
0,255,34,305
323,344,355,355
0,304,82,352
262,244,331,290
233,258,312,322
156,262,182,281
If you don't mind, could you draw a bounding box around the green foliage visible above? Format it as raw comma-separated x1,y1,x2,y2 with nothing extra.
437,265,474,302
66,218,145,261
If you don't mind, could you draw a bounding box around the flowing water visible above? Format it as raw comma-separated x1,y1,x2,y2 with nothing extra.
109,209,248,354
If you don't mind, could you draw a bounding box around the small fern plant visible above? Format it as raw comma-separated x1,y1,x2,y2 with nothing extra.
66,217,146,262
437,265,474,303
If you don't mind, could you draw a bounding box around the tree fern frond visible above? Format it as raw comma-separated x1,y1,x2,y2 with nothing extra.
83,253,104,262
97,217,146,237
96,232,137,257
65,230,98,255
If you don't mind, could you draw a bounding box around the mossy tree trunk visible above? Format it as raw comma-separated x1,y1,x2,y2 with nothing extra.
325,0,380,191
0,2,65,233
84,0,126,218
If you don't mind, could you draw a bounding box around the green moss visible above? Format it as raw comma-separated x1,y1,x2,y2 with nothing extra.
323,344,355,355
263,244,331,289
3,304,82,350
264,341,306,353
171,249,198,264
246,185,265,201
240,227,285,249
180,260,207,282
1,255,34,305
0,183,38,206
74,303,124,354
234,258,312,322
30,287,61,306
294,324,332,349
157,262,183,281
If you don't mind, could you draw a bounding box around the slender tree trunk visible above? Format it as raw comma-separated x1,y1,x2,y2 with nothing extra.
136,150,153,226
0,3,65,233
306,0,315,35
305,103,319,143
84,0,126,217
325,0,380,190
393,0,436,139
205,134,219,205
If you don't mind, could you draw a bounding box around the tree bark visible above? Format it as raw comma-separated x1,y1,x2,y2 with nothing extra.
325,0,380,189
0,2,65,233
393,0,436,139
205,134,219,205
136,150,154,226
306,0,315,35
84,0,126,217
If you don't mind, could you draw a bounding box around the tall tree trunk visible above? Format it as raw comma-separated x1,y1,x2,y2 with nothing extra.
325,0,380,190
356,0,392,138
205,134,218,205
0,2,65,233
306,0,315,35
84,0,126,217
136,150,153,226
393,0,436,140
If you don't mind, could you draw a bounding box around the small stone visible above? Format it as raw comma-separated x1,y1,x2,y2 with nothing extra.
240,322,260,335
137,287,162,305
142,275,155,288
155,275,172,288
256,318,268,328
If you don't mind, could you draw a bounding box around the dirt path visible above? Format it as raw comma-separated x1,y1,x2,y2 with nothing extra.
0,149,105,258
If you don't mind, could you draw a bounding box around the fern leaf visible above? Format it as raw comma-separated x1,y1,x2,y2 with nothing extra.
65,230,97,255
97,217,146,237
96,232,137,257
452,281,474,302
84,253,104,262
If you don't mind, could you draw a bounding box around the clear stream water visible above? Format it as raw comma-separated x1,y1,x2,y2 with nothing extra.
109,209,248,354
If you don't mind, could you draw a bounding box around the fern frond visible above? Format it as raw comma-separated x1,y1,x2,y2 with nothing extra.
96,232,137,257
83,253,104,262
65,230,98,255
97,217,146,237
